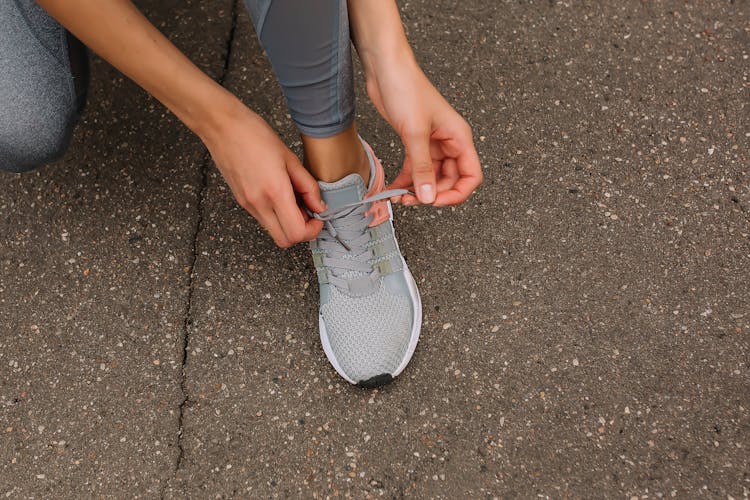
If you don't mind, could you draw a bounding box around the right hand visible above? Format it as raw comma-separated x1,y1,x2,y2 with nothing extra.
202,103,325,248
364,59,482,207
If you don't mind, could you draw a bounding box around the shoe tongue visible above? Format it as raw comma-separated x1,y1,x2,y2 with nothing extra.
319,173,366,210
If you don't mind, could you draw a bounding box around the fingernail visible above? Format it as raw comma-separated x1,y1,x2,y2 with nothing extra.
418,184,435,204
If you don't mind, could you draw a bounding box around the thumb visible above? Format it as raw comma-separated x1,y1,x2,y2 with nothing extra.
286,156,326,213
403,128,436,204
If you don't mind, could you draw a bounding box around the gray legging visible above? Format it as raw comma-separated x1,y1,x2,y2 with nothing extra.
0,0,354,173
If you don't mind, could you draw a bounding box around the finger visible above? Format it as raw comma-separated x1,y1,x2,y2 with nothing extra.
402,127,436,204
401,194,420,206
433,182,475,206
435,158,460,193
273,186,312,245
433,149,483,206
287,156,326,213
385,164,412,204
388,159,449,203
234,190,281,241
257,208,291,248
283,187,324,241
301,217,324,241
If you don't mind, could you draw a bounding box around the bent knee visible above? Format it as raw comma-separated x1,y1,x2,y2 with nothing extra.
0,109,78,173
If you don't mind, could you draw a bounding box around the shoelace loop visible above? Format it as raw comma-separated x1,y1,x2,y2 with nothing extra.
309,189,411,291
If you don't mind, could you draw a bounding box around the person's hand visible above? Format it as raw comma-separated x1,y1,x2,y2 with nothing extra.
365,57,483,206
201,102,325,248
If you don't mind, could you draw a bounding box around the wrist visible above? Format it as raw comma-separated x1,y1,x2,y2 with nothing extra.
361,44,419,84
188,88,248,148
349,0,418,81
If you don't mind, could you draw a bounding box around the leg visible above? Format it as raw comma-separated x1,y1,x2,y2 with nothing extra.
0,0,88,173
247,0,421,388
245,0,369,184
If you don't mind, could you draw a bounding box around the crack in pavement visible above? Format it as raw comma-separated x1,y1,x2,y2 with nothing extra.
164,1,240,496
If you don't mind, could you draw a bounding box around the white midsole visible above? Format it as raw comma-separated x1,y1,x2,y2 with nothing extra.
318,260,422,385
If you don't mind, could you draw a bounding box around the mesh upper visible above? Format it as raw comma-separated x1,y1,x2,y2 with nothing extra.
321,280,413,381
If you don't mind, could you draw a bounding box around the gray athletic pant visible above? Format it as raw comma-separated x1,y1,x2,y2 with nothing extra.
0,0,354,173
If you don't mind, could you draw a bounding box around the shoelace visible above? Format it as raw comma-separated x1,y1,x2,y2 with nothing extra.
310,189,410,290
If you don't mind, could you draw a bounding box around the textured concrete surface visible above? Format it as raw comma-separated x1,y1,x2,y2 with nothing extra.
0,0,233,496
2,0,749,498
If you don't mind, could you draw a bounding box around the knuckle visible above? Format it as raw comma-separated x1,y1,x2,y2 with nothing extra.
241,187,263,205
285,151,300,164
262,184,280,200
239,197,255,213
234,193,249,208
406,126,430,140
457,117,472,134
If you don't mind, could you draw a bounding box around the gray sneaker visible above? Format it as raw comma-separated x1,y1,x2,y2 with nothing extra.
310,139,422,387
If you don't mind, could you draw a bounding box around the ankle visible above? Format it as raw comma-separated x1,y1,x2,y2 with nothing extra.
351,144,371,187
301,125,371,186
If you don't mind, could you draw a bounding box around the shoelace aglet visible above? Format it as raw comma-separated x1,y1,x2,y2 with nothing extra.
324,220,352,251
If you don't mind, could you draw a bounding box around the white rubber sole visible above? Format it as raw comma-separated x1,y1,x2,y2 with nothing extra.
318,261,423,386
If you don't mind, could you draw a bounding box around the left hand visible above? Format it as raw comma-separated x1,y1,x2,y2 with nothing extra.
365,57,483,206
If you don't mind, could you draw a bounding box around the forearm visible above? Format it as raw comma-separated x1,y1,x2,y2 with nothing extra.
37,0,239,142
347,0,418,78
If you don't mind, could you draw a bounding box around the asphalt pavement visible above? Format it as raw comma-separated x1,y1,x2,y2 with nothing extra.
1,0,748,497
